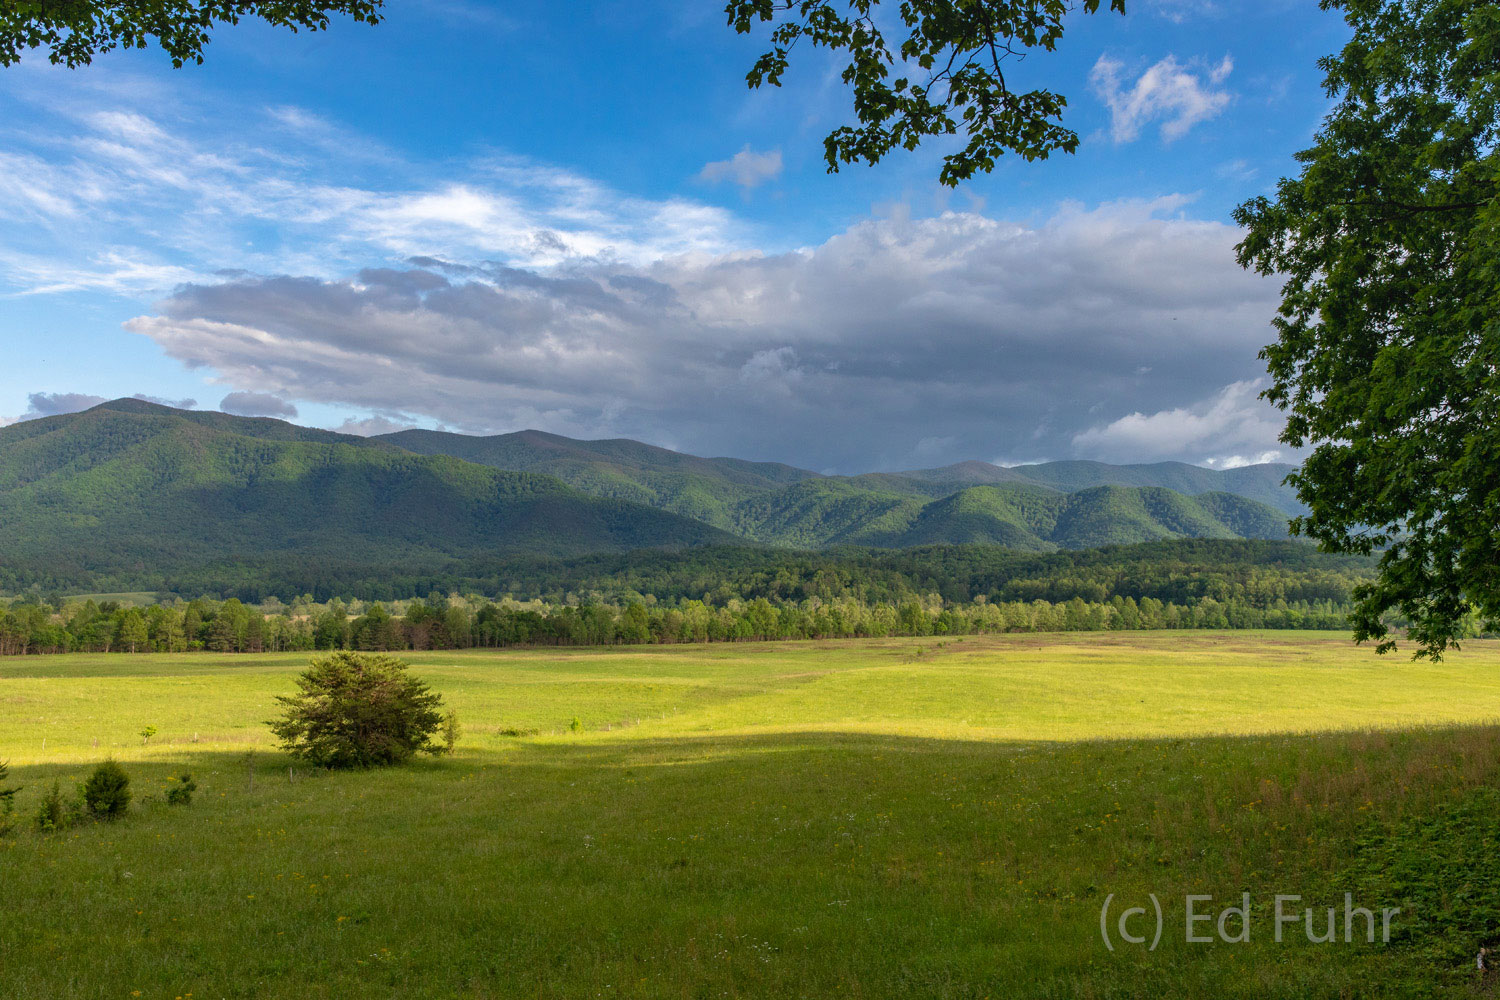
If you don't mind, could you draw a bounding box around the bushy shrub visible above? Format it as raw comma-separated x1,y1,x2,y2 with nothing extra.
268,651,446,769
166,774,197,806
82,760,131,819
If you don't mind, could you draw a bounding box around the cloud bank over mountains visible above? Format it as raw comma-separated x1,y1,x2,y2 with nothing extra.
4,83,1291,471
126,197,1289,472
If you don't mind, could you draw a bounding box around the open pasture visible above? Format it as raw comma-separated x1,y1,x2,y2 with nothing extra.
4,632,1500,998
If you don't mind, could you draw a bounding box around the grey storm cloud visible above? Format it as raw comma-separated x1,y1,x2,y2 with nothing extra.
128,200,1289,471
220,391,299,419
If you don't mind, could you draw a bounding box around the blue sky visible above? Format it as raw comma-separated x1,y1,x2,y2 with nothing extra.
0,0,1351,472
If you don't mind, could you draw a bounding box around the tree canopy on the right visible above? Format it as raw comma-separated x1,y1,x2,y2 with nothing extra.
1235,0,1500,657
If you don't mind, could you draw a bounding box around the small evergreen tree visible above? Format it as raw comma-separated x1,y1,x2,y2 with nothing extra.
82,760,131,819
442,710,461,755
268,651,445,768
34,780,66,832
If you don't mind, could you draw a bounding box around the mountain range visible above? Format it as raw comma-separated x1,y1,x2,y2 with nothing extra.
0,400,1301,585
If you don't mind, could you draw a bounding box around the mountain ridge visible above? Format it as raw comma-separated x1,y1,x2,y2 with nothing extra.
0,402,1300,592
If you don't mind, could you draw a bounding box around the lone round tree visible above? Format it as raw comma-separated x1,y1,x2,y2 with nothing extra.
269,651,446,769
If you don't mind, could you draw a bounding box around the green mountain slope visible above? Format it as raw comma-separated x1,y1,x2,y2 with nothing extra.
379,428,816,530
0,402,733,582
854,484,1288,552
866,484,1059,548
374,426,1294,549
729,480,929,546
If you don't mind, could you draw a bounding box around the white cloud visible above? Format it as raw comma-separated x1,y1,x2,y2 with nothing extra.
1202,451,1284,470
699,147,784,189
1090,54,1234,143
1071,379,1288,466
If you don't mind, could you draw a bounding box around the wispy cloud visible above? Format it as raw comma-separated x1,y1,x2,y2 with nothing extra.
1090,54,1234,143
0,91,747,296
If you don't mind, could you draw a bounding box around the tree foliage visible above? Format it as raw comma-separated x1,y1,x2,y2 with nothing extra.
727,0,1125,185
269,651,446,768
0,0,382,68
1234,0,1500,657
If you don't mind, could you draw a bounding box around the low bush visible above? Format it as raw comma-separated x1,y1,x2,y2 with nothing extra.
268,651,446,768
166,774,197,806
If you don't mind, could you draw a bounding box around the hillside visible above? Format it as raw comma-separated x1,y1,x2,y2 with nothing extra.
380,427,816,531
0,403,1298,593
846,484,1288,551
0,401,733,586
378,427,1299,543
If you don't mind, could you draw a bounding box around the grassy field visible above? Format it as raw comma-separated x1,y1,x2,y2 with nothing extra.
4,632,1500,998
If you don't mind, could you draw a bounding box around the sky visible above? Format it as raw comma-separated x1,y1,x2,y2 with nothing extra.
0,0,1352,473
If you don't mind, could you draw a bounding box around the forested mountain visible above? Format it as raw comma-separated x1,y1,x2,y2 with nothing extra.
375,427,1301,539
380,427,816,530
0,401,1299,594
0,401,733,586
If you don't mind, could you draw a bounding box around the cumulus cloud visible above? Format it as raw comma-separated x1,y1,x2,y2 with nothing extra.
699,147,784,189
1090,54,1234,143
220,391,299,419
127,198,1281,471
1071,379,1289,467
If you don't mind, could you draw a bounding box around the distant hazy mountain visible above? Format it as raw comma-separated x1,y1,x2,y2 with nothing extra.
889,460,1304,516
0,401,734,583
376,426,1295,550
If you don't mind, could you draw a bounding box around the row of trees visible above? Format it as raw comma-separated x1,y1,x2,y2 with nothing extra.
0,591,1360,656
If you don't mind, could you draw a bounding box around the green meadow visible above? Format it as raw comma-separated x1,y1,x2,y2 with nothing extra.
5,632,1500,998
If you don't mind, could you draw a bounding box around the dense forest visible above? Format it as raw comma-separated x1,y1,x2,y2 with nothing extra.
0,539,1392,656
26,538,1372,607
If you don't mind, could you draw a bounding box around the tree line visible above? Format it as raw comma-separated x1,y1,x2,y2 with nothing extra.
0,590,1361,657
